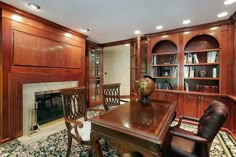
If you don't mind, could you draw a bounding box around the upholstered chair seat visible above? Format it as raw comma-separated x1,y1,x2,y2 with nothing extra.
70,121,91,142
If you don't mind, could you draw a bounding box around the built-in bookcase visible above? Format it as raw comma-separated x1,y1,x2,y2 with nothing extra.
151,40,178,90
184,35,220,93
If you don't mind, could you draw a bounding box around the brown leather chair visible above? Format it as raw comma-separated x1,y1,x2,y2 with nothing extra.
101,83,122,111
61,87,104,157
162,100,228,157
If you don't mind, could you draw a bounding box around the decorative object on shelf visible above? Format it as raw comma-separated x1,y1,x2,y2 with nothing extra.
136,75,155,103
198,85,219,93
162,69,170,76
199,69,206,77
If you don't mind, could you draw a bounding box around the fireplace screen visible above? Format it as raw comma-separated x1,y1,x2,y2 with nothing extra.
35,91,64,125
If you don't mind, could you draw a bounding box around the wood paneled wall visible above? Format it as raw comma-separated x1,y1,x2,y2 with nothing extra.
0,4,86,143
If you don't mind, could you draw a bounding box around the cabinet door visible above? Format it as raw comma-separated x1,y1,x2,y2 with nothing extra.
182,95,198,118
198,96,215,118
150,91,165,100
165,93,178,117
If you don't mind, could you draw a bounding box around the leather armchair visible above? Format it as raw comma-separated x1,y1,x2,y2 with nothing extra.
162,100,228,157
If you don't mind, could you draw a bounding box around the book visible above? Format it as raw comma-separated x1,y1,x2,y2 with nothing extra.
188,53,193,64
193,54,199,63
184,81,189,91
184,66,189,78
184,55,187,64
210,51,217,63
189,67,194,77
212,68,217,78
207,51,212,63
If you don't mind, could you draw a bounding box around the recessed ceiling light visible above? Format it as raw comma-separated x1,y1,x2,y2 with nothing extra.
161,35,168,38
210,27,219,30
28,3,40,10
224,0,236,5
11,15,22,22
217,12,228,18
64,33,72,38
183,31,190,35
156,25,163,30
182,19,191,25
134,30,141,35
80,28,90,33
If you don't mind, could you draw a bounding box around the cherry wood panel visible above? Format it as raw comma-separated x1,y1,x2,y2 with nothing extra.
11,21,84,47
182,94,198,118
1,17,12,142
234,23,236,95
13,31,83,68
0,6,86,144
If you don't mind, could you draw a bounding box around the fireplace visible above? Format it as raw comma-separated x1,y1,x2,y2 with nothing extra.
23,81,78,135
35,91,63,125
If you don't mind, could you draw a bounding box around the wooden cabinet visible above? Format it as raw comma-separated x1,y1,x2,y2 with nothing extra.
86,43,103,106
130,37,148,98
146,25,234,95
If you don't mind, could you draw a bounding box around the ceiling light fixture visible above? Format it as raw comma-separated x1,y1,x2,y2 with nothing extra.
224,0,236,5
182,19,191,25
11,15,22,22
161,35,168,38
217,12,228,18
183,31,190,35
210,27,219,30
28,3,40,10
134,30,141,35
80,28,90,33
64,33,72,38
156,25,163,30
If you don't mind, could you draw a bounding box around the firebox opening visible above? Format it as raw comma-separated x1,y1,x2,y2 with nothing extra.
35,90,63,125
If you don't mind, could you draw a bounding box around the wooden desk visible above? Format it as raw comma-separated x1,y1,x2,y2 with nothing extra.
90,99,176,157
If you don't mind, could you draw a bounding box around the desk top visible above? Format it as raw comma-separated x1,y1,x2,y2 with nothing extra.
90,99,176,145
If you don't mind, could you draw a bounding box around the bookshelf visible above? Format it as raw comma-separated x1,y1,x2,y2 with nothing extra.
184,35,220,93
151,40,178,90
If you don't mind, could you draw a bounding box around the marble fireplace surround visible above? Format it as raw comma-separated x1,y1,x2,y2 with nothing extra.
23,81,78,135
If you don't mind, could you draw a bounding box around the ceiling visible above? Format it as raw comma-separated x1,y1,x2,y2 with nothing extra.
1,0,236,44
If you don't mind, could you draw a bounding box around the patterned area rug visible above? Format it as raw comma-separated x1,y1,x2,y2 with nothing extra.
0,123,236,157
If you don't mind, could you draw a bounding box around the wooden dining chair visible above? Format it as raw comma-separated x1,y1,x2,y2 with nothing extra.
162,100,228,157
61,87,105,157
101,83,124,111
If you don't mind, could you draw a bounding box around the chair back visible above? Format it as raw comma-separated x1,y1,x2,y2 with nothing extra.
197,100,228,142
101,83,121,111
61,87,87,120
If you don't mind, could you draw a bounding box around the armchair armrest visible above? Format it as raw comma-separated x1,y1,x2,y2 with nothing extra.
64,118,83,128
176,115,200,128
169,129,208,144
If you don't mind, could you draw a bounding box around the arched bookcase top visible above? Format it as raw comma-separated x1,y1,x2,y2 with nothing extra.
152,40,178,54
184,34,220,51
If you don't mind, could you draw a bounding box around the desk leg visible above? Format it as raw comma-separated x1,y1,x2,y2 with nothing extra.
91,131,103,157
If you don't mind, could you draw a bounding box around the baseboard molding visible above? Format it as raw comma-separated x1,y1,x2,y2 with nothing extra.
120,95,130,99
